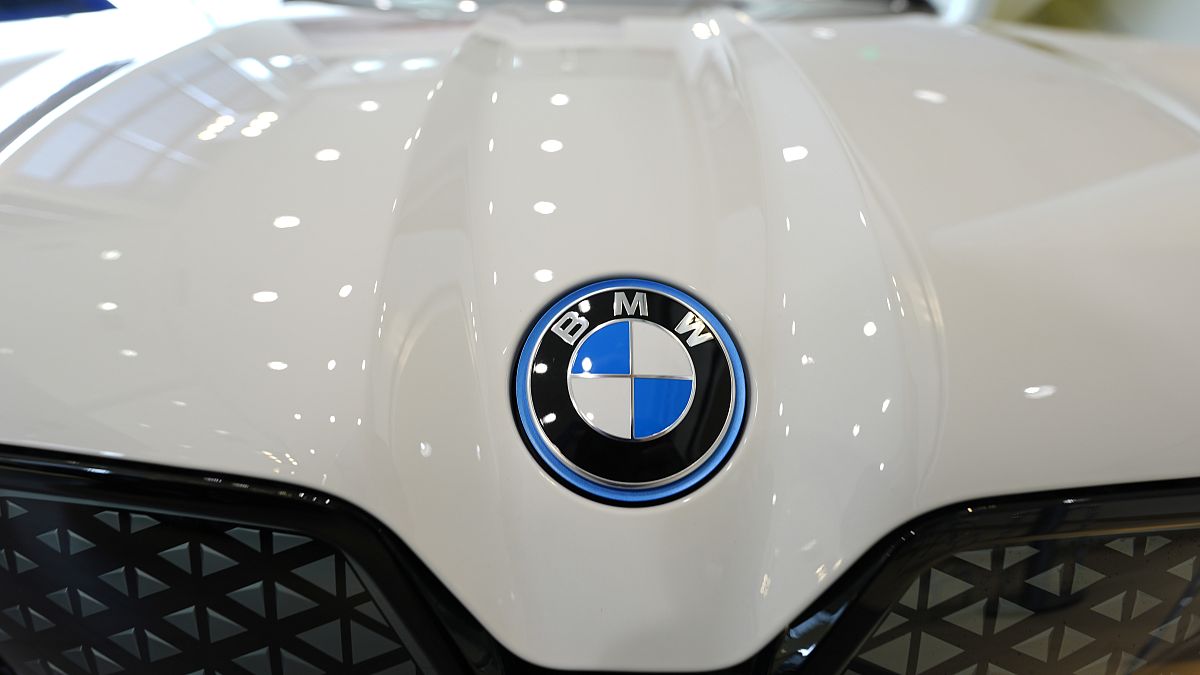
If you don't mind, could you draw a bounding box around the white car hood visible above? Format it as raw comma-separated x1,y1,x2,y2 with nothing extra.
1,4,1199,670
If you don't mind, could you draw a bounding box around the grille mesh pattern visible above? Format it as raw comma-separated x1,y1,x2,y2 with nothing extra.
0,495,419,674
846,533,1200,675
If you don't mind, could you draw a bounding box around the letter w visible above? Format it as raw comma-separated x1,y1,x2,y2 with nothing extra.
674,312,714,347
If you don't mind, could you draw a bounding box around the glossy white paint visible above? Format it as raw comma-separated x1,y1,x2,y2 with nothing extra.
1,3,1199,670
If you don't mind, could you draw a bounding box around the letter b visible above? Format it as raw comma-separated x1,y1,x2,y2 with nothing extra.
551,312,589,346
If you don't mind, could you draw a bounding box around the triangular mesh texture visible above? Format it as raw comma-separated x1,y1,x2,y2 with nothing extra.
0,496,417,673
846,534,1200,674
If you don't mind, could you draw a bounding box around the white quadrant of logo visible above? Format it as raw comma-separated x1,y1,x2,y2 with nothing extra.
568,319,695,440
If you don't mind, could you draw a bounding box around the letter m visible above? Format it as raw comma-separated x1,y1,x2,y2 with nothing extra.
612,291,648,317
674,312,714,347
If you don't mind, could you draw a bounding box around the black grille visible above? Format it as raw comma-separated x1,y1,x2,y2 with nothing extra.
10,445,1200,675
770,481,1200,675
0,496,415,674
848,533,1200,674
0,446,490,675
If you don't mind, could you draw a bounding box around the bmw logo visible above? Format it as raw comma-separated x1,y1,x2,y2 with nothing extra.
514,278,747,505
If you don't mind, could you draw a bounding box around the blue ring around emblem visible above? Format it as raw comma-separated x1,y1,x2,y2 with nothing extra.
515,278,747,504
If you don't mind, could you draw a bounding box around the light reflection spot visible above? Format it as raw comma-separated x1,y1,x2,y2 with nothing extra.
267,361,288,371
913,89,948,105
534,269,554,283
546,0,565,11
852,424,861,437
1023,385,1057,400
782,145,809,162
327,360,337,371
97,302,118,312
234,58,272,81
274,215,300,229
691,22,713,39
359,100,380,112
550,93,570,106
338,284,353,298
401,57,438,71
533,201,557,215
540,139,563,153
100,250,122,261
252,291,278,303
533,363,549,374
863,321,877,337
458,0,478,12
352,60,384,74
314,149,341,162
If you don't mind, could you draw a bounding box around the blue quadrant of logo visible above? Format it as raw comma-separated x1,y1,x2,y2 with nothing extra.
633,378,692,439
571,321,630,375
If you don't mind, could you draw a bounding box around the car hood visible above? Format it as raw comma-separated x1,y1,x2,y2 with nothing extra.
1,4,1199,670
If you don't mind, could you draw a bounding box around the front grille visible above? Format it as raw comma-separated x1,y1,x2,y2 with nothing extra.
769,481,1200,675
0,496,416,674
6,444,1200,675
0,446,486,675
848,533,1200,674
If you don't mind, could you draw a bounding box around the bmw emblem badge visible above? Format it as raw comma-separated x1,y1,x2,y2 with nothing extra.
514,279,747,505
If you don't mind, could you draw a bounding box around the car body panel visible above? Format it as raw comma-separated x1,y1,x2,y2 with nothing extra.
0,4,1198,670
